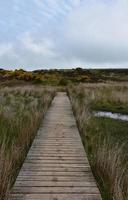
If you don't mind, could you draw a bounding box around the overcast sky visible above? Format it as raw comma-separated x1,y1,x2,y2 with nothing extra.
0,0,128,70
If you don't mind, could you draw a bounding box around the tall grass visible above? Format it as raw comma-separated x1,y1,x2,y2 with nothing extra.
68,83,128,200
81,83,128,114
0,86,55,200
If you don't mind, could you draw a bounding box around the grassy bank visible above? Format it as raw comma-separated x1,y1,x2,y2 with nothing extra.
81,83,128,114
68,83,128,200
0,86,55,200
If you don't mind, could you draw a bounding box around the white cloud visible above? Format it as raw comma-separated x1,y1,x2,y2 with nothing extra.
21,32,56,57
62,0,128,64
33,0,81,21
0,43,20,68
0,43,15,57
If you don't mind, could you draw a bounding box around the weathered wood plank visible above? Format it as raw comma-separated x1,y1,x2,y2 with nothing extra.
14,181,97,187
24,160,88,164
9,92,101,200
22,163,89,167
11,186,100,194
16,171,95,176
20,167,90,172
26,156,86,160
9,194,101,200
16,176,95,182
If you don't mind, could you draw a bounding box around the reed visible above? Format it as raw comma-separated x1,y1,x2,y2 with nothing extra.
68,83,128,200
0,86,55,200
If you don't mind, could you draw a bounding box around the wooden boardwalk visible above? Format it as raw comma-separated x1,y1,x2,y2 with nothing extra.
9,92,102,200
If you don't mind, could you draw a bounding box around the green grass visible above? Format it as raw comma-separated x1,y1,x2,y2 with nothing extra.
89,85,128,114
85,117,128,200
91,101,128,114
85,117,128,157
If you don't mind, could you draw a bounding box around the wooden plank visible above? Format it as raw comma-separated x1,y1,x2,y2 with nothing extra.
22,163,89,167
11,186,100,194
25,156,87,159
24,160,88,164
14,181,97,187
20,167,90,172
17,171,94,176
16,176,95,182
9,194,101,200
27,155,87,158
9,92,102,200
27,153,85,156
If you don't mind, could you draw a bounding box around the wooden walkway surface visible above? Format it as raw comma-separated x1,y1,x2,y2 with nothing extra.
9,92,102,200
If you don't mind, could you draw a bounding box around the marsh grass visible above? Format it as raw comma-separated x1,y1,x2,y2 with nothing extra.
83,83,128,114
68,83,128,200
0,86,55,200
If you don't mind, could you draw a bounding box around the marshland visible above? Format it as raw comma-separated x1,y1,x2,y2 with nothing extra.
0,69,128,200
1,0,128,198
0,86,55,199
68,83,128,200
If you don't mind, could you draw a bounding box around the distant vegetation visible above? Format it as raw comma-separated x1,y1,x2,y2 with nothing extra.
68,83,128,200
0,68,128,86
